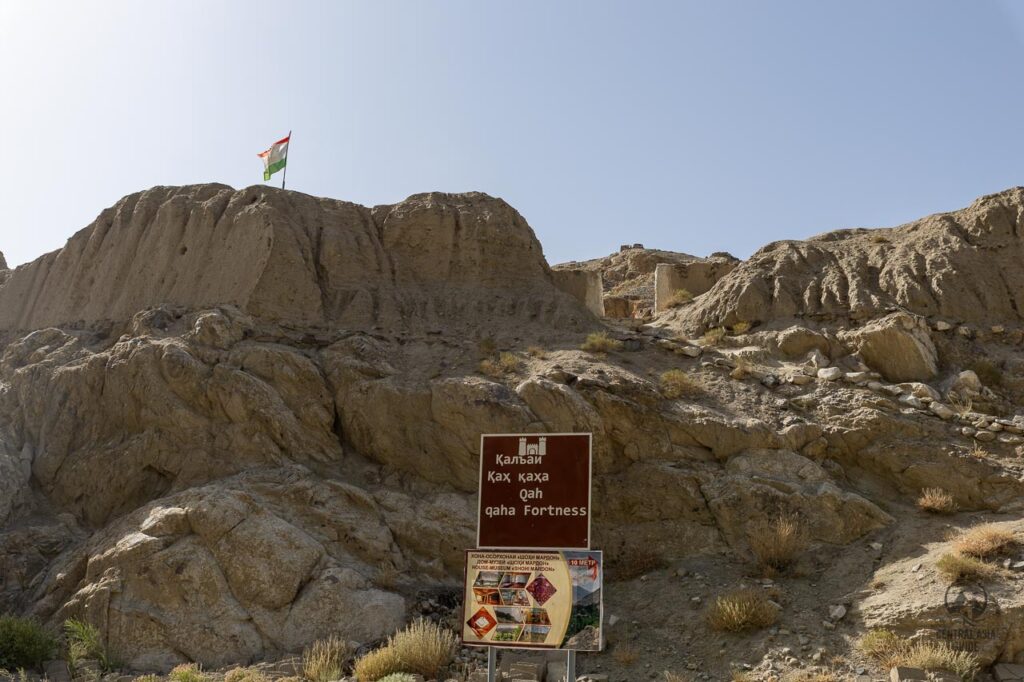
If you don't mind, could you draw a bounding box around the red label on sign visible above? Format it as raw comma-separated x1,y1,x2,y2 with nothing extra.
477,433,592,550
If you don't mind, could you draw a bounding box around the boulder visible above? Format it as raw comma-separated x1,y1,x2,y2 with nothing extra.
777,326,830,359
840,313,937,382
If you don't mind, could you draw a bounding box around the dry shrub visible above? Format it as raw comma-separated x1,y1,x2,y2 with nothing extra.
666,289,694,308
857,629,904,667
497,352,519,373
731,321,752,335
303,635,351,682
748,514,808,574
612,639,639,665
947,392,973,415
168,665,206,682
354,619,456,682
609,546,665,582
936,553,1004,583
900,640,979,680
353,646,401,682
953,524,1016,558
527,345,547,358
917,488,957,514
701,327,727,346
967,359,1001,387
858,630,979,679
581,331,622,353
706,589,778,632
477,359,501,378
870,234,890,244
969,442,989,459
476,337,496,357
660,369,701,399
224,668,269,682
663,671,691,682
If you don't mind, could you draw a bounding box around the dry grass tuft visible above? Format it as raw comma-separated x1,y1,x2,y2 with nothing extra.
224,668,269,682
609,547,666,582
303,635,352,682
748,514,808,574
936,553,1004,583
969,442,989,459
526,345,547,358
953,524,1017,558
701,327,727,346
947,391,973,415
916,488,957,514
663,672,691,682
858,630,979,679
168,665,206,682
612,639,639,665
665,289,694,308
581,331,623,353
478,352,520,378
354,618,456,682
870,234,890,244
731,321,752,335
660,369,701,399
706,589,778,632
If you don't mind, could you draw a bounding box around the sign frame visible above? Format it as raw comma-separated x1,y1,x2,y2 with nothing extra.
461,548,604,652
476,432,594,551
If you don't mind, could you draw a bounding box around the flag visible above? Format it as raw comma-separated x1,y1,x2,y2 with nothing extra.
258,134,290,181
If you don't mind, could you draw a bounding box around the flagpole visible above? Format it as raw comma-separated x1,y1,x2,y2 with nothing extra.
281,130,291,190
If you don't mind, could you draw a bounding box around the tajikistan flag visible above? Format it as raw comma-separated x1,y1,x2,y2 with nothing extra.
258,134,290,181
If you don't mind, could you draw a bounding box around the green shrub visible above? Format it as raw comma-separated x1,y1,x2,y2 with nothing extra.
580,332,622,353
0,615,56,671
64,619,117,673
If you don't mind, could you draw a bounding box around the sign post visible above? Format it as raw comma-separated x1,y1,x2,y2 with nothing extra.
465,433,599,681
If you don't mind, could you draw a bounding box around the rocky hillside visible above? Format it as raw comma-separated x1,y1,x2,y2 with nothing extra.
2,186,1024,681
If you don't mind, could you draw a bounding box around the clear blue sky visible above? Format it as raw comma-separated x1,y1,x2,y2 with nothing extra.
2,1,1023,268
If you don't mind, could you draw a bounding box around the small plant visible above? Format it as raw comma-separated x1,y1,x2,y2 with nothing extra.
303,635,351,682
730,359,753,380
663,672,691,682
731,321,752,335
747,514,808,574
377,675,417,682
224,668,269,682
526,345,547,359
64,619,117,673
0,616,55,671
968,359,1001,387
168,664,206,682
134,675,160,682
701,327,727,346
953,524,1016,558
580,331,622,353
353,646,401,682
936,553,1004,583
869,234,890,244
969,442,988,459
917,488,957,514
706,589,778,632
660,369,701,399
497,352,519,373
665,289,693,309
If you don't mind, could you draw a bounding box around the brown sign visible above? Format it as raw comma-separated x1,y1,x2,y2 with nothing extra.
477,433,592,550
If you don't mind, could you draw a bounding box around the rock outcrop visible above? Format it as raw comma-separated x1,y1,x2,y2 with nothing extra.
4,185,1024,679
0,186,594,334
670,187,1024,330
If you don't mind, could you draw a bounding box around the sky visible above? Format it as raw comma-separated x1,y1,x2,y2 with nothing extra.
2,1,1024,268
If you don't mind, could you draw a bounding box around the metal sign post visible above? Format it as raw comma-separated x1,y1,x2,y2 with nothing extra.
487,647,497,682
567,649,576,681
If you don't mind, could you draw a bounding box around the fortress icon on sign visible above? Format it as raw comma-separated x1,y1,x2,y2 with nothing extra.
519,436,547,458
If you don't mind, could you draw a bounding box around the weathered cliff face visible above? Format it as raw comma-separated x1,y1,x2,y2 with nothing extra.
668,187,1024,331
4,186,1024,678
0,185,593,334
